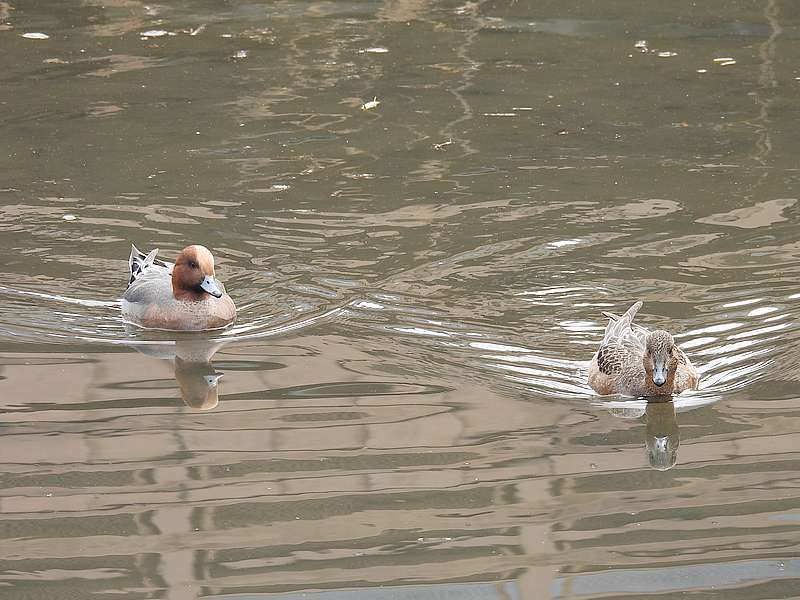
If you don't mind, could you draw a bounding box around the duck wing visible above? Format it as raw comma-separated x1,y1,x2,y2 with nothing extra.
599,301,648,350
592,301,648,377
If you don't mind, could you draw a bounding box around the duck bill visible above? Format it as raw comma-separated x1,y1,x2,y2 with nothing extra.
652,362,667,387
200,276,223,298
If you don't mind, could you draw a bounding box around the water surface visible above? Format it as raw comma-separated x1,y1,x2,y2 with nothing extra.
1,0,800,598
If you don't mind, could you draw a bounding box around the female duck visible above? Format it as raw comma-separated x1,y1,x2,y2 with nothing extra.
122,244,236,331
588,301,699,397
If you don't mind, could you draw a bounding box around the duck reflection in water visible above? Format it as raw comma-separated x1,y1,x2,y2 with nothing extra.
174,356,223,410
606,398,680,471
129,335,226,410
644,399,679,471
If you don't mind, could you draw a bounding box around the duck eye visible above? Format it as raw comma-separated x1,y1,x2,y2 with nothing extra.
188,260,199,269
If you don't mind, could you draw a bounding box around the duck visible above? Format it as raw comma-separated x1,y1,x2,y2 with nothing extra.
588,301,699,397
122,244,236,331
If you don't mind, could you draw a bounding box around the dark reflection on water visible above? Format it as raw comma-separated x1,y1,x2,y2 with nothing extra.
2,0,800,598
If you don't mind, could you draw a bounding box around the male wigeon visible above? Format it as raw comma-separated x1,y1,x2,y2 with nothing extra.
122,244,236,331
588,301,699,397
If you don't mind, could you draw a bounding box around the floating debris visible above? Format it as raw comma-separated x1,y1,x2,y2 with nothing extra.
140,29,170,38
512,107,534,111
250,184,291,193
697,68,708,73
361,96,380,110
240,27,274,42
178,25,206,36
43,58,68,64
634,40,648,52
22,32,49,39
359,47,388,54
433,138,454,150
62,214,77,221
713,57,735,63
657,51,677,58
718,60,736,66
232,49,249,59
483,112,516,117
549,239,580,248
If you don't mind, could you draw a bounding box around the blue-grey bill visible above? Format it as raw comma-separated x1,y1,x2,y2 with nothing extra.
200,276,223,298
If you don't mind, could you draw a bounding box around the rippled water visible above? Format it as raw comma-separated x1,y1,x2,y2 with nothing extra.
2,0,800,598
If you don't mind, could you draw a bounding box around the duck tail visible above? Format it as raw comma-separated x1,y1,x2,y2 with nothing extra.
619,300,643,324
602,301,643,341
128,244,141,276
128,245,159,286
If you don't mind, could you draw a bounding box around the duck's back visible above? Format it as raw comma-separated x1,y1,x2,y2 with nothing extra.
122,266,181,328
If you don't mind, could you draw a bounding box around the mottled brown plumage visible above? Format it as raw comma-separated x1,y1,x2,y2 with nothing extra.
588,301,699,397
